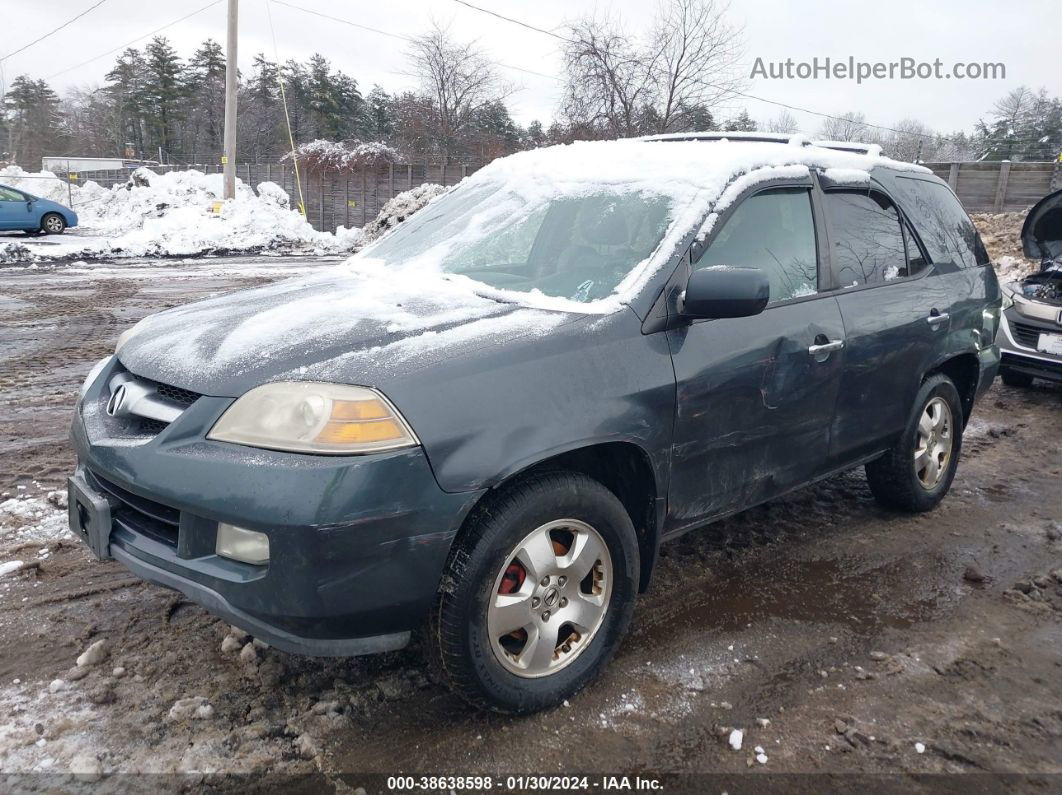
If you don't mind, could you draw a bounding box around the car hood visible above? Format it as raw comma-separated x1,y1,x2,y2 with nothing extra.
1022,188,1062,263
117,262,584,397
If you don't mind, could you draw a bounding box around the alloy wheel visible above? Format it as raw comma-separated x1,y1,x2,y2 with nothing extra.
914,396,952,489
44,216,64,233
487,519,612,678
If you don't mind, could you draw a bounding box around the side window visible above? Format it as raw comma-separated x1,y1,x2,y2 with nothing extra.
892,177,990,268
0,187,25,201
697,187,818,302
823,190,907,287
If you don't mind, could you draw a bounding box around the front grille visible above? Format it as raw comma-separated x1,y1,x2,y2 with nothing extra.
88,470,180,547
98,368,202,440
138,418,169,435
154,381,202,407
1012,321,1045,349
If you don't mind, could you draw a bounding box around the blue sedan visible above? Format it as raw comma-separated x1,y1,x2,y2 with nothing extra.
0,183,78,234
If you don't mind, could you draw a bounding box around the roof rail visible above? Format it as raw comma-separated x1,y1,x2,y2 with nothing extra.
642,131,883,157
809,140,882,157
642,131,800,145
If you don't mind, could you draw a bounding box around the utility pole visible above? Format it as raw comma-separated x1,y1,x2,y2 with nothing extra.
222,0,238,200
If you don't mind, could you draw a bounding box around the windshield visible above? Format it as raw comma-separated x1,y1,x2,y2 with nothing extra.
358,180,674,303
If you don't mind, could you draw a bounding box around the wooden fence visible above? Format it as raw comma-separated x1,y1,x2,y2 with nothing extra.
67,157,1062,231
69,162,485,232
922,160,1062,213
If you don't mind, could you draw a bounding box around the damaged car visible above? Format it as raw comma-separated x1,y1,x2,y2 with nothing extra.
997,188,1062,386
68,134,1000,713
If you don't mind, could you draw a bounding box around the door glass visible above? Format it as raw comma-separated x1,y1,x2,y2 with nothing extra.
697,188,818,302
0,187,25,201
892,177,989,268
823,190,907,287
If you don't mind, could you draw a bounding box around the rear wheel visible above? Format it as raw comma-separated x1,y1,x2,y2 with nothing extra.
1000,369,1034,388
428,471,639,714
41,213,66,234
866,374,963,513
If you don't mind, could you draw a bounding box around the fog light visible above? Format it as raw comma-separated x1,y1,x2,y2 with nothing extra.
216,523,270,565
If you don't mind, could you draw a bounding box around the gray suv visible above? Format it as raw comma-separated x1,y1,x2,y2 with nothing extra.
68,134,1000,713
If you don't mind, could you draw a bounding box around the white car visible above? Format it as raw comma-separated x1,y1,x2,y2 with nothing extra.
998,189,1062,386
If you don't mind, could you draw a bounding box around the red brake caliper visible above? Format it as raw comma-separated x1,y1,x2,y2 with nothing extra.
498,563,525,595
498,563,528,643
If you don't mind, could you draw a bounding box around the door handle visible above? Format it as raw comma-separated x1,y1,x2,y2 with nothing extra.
808,339,845,356
926,311,950,327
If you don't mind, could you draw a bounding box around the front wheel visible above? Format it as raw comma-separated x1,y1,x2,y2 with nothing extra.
865,374,963,512
41,213,66,234
428,472,639,714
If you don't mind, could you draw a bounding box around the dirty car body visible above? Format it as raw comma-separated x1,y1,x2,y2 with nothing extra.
69,135,1000,710
997,188,1062,384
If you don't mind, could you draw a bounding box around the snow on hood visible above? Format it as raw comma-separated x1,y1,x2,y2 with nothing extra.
118,138,926,391
117,258,571,393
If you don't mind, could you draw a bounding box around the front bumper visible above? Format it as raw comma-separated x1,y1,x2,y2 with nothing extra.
997,307,1062,384
70,358,482,656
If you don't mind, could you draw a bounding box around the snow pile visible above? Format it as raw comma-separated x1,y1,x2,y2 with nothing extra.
971,211,1038,282
283,139,400,172
1,167,365,261
0,164,73,204
360,183,448,244
0,493,71,548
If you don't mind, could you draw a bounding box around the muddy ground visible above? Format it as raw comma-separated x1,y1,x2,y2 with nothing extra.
1,255,1060,793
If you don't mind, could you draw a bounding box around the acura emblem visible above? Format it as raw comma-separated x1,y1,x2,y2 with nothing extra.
106,384,128,417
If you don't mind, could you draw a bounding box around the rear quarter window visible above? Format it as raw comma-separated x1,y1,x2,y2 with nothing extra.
893,177,989,269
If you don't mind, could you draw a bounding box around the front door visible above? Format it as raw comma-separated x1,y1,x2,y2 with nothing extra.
666,185,846,531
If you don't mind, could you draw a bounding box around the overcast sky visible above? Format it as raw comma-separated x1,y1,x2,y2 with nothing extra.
2,0,1059,137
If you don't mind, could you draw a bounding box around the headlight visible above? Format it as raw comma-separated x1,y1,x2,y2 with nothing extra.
208,382,418,455
79,356,112,399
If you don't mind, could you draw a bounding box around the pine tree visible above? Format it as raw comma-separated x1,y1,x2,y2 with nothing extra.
142,36,186,160
2,75,66,166
184,39,227,159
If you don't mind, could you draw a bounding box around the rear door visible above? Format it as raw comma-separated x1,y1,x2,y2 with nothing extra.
666,182,847,531
821,181,948,462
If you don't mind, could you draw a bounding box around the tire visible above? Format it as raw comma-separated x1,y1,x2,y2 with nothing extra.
21,229,43,236
1000,369,1034,388
41,213,66,234
428,471,639,714
865,374,963,513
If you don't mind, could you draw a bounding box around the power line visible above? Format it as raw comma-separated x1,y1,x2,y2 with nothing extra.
1,0,111,62
450,0,568,42
271,0,561,82
45,1,222,81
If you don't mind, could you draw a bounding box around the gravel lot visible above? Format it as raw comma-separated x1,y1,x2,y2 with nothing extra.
1,253,1060,791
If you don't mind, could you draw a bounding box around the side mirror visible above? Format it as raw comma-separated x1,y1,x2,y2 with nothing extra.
680,266,770,319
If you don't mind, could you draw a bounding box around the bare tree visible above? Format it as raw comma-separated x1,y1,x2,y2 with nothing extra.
765,109,799,134
408,24,510,160
561,0,744,138
818,111,868,142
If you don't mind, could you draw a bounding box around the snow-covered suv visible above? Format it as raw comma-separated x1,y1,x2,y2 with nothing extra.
69,133,1000,713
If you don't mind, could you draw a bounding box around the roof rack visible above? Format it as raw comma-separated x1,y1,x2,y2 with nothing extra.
641,131,882,157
